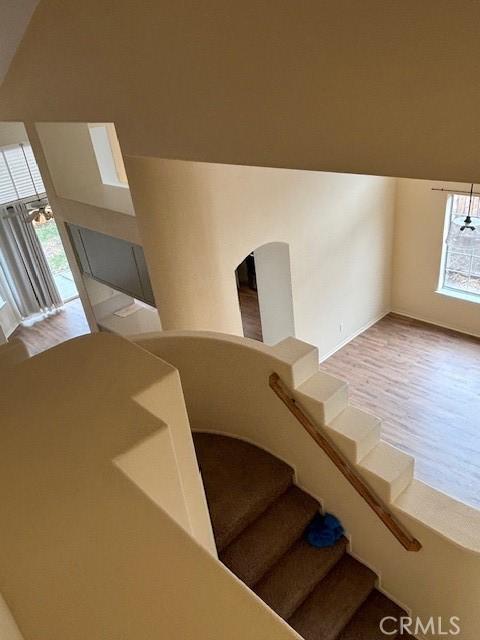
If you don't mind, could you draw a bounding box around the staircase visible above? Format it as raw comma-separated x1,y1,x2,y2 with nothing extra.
195,432,413,640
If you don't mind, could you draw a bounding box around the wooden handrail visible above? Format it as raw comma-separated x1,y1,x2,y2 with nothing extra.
269,372,422,552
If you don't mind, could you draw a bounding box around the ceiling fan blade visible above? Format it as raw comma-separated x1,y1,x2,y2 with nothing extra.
25,210,39,223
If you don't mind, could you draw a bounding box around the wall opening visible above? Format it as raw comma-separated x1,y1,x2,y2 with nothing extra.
235,252,262,341
0,122,89,353
235,242,295,345
35,122,134,216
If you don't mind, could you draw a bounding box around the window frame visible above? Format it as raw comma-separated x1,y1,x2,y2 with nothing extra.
437,194,480,303
88,123,129,189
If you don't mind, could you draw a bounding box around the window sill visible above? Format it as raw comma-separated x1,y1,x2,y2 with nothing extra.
103,181,130,190
436,287,480,305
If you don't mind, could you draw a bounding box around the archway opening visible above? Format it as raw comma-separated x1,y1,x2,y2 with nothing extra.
235,242,295,345
235,252,262,341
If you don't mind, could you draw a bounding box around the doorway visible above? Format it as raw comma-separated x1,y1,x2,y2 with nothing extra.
236,242,295,345
0,127,88,352
236,253,263,341
33,215,78,303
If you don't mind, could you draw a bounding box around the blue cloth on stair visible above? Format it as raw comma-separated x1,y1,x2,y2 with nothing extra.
305,512,344,548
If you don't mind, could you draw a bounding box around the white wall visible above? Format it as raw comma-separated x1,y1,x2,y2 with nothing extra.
127,158,396,359
254,242,295,345
392,178,480,337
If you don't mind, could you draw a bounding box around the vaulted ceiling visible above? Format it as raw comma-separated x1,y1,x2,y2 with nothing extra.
0,0,39,85
2,1,480,183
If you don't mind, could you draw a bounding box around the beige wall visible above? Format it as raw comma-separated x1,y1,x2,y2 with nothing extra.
0,593,24,640
392,179,480,337
2,2,480,182
36,123,134,216
23,123,142,333
0,333,299,640
136,330,480,640
0,0,39,85
128,158,395,359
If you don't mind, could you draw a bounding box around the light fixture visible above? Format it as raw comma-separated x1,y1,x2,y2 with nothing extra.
25,202,54,224
433,183,480,250
19,143,54,225
446,184,480,250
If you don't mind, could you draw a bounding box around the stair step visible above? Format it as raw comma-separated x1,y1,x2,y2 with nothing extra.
193,432,293,551
358,441,414,503
254,536,348,620
220,486,319,587
296,371,348,425
336,589,406,639
288,555,376,640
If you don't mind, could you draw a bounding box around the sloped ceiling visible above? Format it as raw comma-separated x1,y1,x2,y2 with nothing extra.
0,0,39,86
2,1,480,182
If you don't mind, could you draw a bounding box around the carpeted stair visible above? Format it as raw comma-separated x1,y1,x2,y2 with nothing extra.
194,432,413,640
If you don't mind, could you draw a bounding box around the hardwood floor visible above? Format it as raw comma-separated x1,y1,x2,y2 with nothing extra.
321,313,480,509
11,298,90,357
238,285,263,341
10,295,479,507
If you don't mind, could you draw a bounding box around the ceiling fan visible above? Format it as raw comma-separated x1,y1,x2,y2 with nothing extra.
25,200,54,224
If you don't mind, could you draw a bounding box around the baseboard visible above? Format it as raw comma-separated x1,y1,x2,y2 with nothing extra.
391,308,480,340
320,307,479,363
319,309,391,362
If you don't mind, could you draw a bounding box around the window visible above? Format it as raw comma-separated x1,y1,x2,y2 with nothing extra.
88,123,128,188
0,144,45,205
439,194,480,300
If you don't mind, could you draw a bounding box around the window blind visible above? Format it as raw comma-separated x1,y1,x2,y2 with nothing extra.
0,144,45,205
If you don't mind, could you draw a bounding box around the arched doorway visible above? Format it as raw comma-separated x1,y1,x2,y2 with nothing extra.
235,242,295,345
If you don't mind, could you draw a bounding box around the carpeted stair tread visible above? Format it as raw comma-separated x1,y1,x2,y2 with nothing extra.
193,432,294,550
254,536,348,620
336,589,407,640
220,485,319,587
288,554,376,640
196,432,404,640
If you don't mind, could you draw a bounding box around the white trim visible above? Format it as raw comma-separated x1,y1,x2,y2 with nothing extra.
0,192,47,211
319,309,391,362
436,287,480,306
390,308,480,340
319,303,480,359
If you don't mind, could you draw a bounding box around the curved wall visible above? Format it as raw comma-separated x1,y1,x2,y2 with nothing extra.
127,157,395,358
135,330,480,640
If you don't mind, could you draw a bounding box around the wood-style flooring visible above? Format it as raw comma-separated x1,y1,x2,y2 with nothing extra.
10,295,479,507
11,298,90,357
238,285,263,342
321,313,480,509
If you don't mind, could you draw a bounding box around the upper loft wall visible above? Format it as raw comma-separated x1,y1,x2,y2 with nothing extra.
1,0,480,182
36,122,134,216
